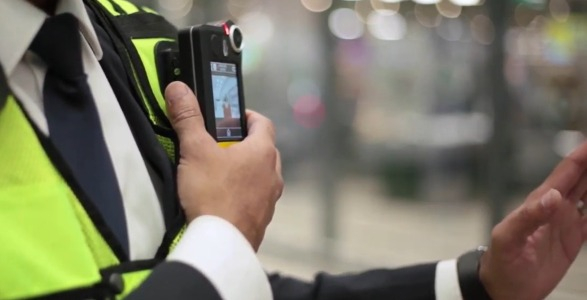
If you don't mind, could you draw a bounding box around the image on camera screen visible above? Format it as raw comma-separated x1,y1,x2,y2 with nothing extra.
211,61,243,140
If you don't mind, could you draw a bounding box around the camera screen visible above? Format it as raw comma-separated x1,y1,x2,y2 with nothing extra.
211,61,243,140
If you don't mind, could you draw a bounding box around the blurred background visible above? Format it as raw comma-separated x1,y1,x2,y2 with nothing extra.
136,0,587,298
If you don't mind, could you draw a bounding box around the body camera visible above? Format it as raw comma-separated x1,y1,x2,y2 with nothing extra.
178,21,247,143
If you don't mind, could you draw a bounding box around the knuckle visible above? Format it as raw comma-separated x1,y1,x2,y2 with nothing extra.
172,105,201,125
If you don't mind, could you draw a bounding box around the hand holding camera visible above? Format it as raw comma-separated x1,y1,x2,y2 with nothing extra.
164,81,283,251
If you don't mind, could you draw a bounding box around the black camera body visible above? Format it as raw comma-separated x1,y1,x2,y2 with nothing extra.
177,21,247,143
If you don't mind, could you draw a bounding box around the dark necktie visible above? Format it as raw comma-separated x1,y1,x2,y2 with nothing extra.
30,13,129,254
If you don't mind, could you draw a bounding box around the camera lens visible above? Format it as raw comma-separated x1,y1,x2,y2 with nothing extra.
232,28,243,48
229,25,244,53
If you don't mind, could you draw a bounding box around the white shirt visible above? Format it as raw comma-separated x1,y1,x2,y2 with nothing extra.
0,1,271,299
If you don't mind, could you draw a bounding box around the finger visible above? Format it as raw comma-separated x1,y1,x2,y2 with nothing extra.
568,170,587,203
245,109,276,144
542,142,587,196
500,189,562,246
165,82,207,142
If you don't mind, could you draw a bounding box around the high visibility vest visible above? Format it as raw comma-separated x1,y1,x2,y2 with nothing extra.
0,0,186,298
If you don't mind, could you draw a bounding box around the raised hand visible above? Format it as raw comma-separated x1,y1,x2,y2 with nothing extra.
480,142,587,300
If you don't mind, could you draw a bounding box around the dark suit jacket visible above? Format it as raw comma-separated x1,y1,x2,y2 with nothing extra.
88,4,441,300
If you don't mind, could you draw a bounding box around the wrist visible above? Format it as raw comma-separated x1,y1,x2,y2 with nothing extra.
478,249,496,299
457,246,492,300
200,213,262,251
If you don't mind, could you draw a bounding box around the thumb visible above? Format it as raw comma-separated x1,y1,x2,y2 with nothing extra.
165,81,206,140
504,189,562,245
165,82,207,142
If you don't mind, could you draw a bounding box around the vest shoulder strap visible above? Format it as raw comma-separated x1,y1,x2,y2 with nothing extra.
93,0,177,39
94,0,158,18
86,0,179,162
86,0,187,258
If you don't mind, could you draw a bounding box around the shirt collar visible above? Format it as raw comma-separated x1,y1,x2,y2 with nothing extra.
0,0,103,77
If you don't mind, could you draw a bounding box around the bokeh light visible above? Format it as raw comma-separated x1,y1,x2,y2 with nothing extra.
549,0,570,23
470,14,495,45
367,10,407,41
328,8,365,40
553,131,585,157
514,4,538,27
449,0,482,6
238,11,275,45
413,0,441,4
237,11,274,74
415,3,442,28
370,0,401,15
301,0,333,13
436,0,462,19
157,0,194,20
287,79,322,108
293,95,326,129
227,0,261,18
355,0,374,23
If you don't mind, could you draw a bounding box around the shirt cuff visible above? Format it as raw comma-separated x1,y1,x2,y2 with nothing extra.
435,259,464,300
167,215,272,300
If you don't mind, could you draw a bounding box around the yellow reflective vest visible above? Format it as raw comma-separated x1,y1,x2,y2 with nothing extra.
0,0,185,298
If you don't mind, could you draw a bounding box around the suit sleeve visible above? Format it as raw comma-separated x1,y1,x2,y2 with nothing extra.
269,263,438,300
126,261,222,300
127,216,272,300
